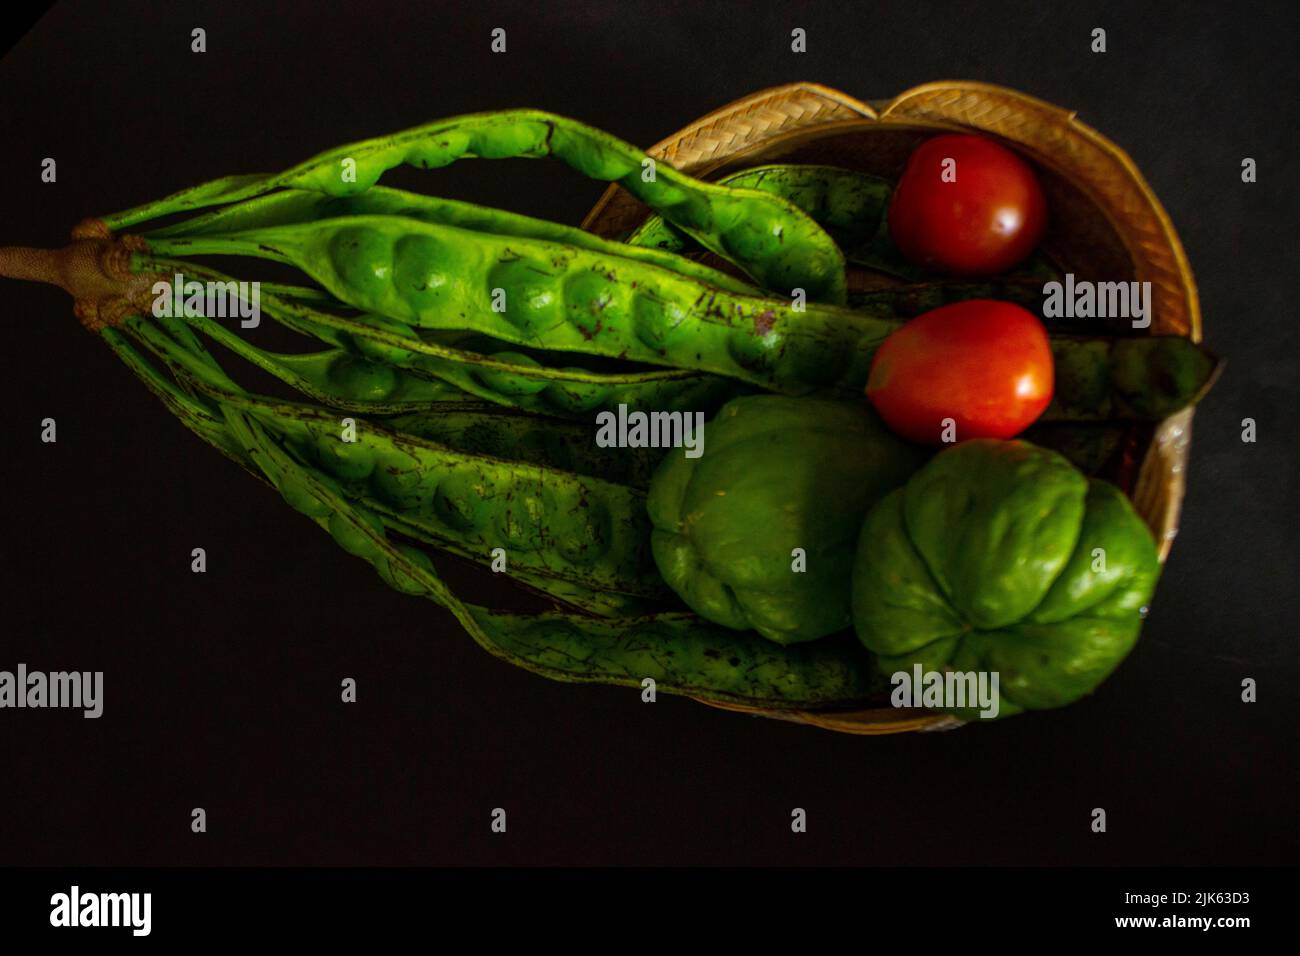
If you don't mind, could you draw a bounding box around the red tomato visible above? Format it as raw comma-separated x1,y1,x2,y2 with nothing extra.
888,134,1048,276
866,300,1053,445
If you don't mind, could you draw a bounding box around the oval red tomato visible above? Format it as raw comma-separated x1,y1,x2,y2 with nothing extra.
888,134,1048,276
866,300,1053,445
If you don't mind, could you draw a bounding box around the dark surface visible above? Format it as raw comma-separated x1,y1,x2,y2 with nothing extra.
0,0,1295,865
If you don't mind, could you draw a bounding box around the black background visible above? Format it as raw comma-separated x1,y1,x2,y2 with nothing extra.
0,0,1295,866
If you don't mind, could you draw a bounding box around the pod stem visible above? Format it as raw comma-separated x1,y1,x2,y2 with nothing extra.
0,220,161,331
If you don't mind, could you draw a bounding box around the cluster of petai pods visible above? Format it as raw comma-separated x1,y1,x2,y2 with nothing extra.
140,217,1213,419
0,109,1219,710
101,320,883,701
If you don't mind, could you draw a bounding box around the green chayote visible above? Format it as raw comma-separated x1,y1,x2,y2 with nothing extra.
851,439,1161,719
647,395,926,644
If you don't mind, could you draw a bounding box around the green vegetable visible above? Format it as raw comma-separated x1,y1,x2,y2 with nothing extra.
1048,335,1221,420
138,253,754,418
851,440,1161,719
462,611,885,708
143,216,887,395
102,110,848,303
382,404,666,490
251,393,669,601
849,278,1048,318
0,110,1215,725
144,218,1216,421
1022,422,1129,475
118,313,674,609
146,184,763,297
140,343,886,707
648,395,926,644
628,163,1061,281
122,310,469,413
628,164,892,267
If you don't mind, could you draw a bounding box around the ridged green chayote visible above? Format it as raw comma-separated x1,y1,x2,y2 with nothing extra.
851,439,1161,719
647,395,926,644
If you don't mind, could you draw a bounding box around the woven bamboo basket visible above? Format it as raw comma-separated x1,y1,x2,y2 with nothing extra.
582,81,1203,734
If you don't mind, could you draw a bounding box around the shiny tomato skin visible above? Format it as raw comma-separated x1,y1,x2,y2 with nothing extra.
866,300,1054,445
888,134,1048,276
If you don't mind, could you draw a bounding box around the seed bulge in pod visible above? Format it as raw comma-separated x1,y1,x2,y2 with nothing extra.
328,506,387,558
326,225,393,308
326,353,398,402
316,429,376,482
380,544,436,596
544,371,606,414
370,448,429,511
352,314,418,365
473,351,549,397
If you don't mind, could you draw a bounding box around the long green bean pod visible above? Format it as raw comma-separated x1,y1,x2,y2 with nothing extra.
380,405,666,490
237,394,669,600
629,164,895,268
130,309,470,413
145,215,889,394
144,217,1218,419
139,254,752,417
145,185,763,296
100,110,847,303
